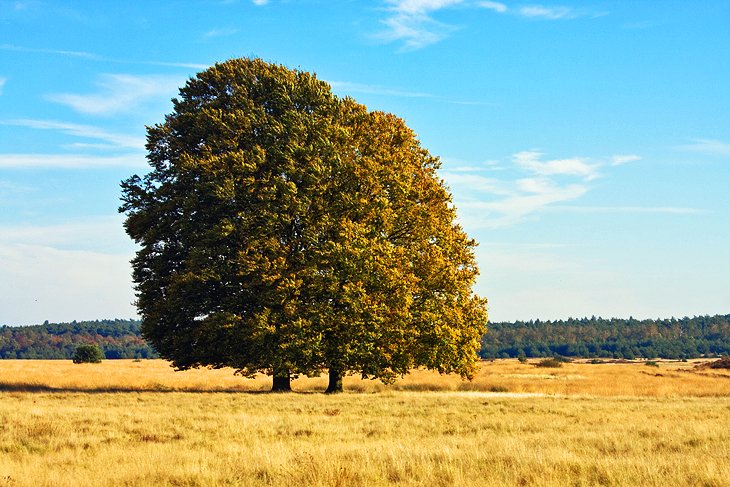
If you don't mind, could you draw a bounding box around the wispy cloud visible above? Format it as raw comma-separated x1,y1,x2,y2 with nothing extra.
203,27,240,38
0,154,146,169
442,149,647,229
478,1,507,13
0,77,6,95
2,119,144,150
378,0,464,50
378,1,600,50
676,138,730,157
47,74,183,116
252,0,269,5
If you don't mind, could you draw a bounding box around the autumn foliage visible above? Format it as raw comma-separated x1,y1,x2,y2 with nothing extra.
121,58,487,392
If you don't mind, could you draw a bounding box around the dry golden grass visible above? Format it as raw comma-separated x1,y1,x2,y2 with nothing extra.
1,358,728,397
0,359,729,486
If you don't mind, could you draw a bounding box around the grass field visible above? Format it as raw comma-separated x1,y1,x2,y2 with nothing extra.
1,359,729,486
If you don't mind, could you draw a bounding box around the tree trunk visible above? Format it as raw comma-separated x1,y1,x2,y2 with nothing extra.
325,368,343,394
271,369,291,392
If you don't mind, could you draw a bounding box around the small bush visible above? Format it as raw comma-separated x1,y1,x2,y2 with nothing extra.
588,359,606,364
645,361,659,368
535,358,563,368
73,344,104,364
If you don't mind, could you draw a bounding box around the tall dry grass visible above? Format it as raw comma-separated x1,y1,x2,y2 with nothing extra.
0,359,728,486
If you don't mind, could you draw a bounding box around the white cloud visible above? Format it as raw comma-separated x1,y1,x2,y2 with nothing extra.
513,150,600,180
478,1,507,13
611,154,641,166
47,73,183,116
0,153,146,169
252,0,269,4
519,5,575,20
2,119,145,150
676,138,730,157
0,77,6,95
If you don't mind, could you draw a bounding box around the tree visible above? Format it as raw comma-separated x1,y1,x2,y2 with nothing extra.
73,344,104,364
121,58,487,393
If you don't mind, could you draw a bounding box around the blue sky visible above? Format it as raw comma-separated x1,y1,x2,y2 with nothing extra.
1,0,728,326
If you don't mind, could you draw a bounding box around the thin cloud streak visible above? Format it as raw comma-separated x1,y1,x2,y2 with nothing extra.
1,44,206,70
2,119,145,150
47,73,183,116
676,138,730,157
0,153,146,169
548,206,703,215
0,77,6,95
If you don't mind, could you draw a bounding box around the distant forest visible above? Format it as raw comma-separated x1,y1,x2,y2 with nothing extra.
480,314,730,360
2,314,728,360
0,319,158,359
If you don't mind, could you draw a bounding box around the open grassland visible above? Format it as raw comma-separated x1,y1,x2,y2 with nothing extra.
0,360,729,486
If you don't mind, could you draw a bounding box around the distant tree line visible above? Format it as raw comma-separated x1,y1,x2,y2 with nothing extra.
0,319,158,359
480,314,730,360
4,314,727,361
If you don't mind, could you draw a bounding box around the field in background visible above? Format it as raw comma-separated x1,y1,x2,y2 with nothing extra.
1,360,729,486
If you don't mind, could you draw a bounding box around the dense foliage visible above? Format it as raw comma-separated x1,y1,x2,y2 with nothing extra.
121,58,487,392
480,314,730,359
0,320,158,359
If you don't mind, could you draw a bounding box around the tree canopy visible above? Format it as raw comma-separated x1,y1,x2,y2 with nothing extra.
120,58,487,392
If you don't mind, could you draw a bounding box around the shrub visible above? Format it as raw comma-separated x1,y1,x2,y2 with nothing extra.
73,344,104,364
488,385,509,393
535,358,563,368
645,361,659,368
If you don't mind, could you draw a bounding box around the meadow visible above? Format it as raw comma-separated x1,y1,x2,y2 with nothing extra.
0,359,728,486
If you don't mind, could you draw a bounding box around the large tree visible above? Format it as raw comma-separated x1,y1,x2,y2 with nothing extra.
121,58,487,392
